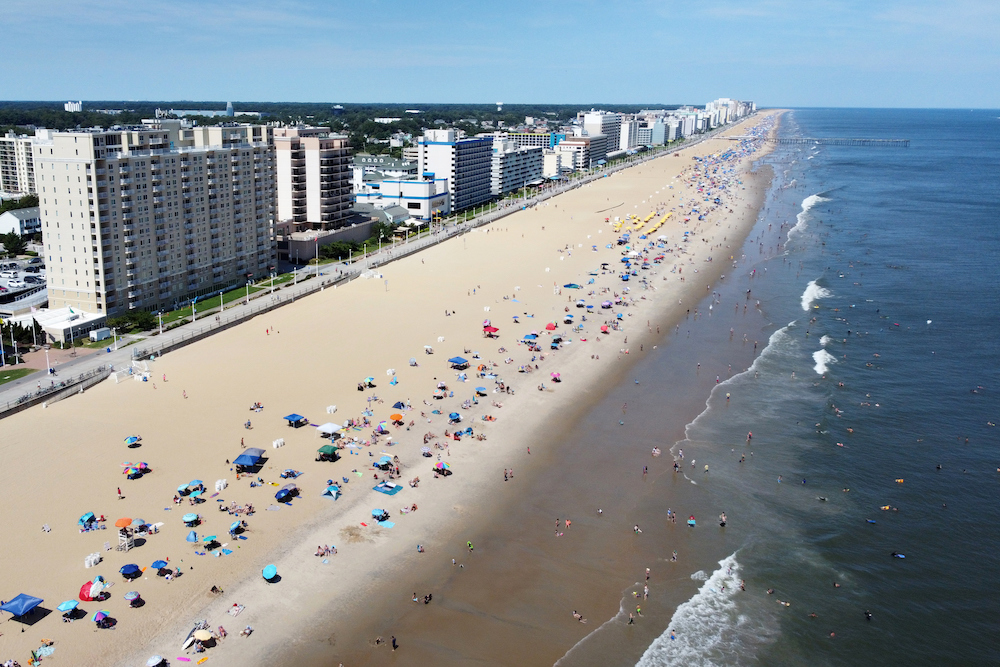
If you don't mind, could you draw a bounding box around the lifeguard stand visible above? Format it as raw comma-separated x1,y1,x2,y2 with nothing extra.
116,528,135,552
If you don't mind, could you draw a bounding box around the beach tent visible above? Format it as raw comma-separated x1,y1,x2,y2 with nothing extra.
233,447,266,467
316,422,342,438
563,283,582,289
186,531,198,543
0,594,43,618
79,583,96,602
392,401,406,410
78,512,97,526
545,323,557,331
317,444,339,461
283,414,308,428
275,483,298,502
322,485,341,499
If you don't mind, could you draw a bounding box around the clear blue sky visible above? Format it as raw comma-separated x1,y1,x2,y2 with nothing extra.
6,0,998,107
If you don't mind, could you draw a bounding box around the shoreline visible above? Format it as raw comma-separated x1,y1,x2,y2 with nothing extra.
0,112,780,667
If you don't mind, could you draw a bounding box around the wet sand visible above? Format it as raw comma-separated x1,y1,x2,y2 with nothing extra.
0,112,778,667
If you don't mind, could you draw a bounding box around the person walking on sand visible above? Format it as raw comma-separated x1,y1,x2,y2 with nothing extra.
467,541,474,552
391,636,398,651
117,487,122,500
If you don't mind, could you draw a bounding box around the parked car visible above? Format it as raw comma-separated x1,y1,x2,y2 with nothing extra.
24,266,40,273
24,276,44,284
6,280,27,289
0,270,18,279
28,258,43,264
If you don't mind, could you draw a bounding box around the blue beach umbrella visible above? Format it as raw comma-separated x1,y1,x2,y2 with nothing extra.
230,521,242,533
130,518,146,528
119,564,140,576
202,535,218,543
150,560,168,570
182,513,199,523
78,512,96,525
57,600,78,612
262,564,277,580
124,436,140,445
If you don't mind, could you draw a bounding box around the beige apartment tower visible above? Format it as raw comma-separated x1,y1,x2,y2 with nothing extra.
34,122,276,315
273,127,351,231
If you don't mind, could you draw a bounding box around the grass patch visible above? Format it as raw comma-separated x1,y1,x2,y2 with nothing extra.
0,367,38,385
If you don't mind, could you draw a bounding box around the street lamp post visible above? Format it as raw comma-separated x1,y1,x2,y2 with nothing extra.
112,327,118,351
246,280,251,305
158,311,163,335
219,290,224,313
44,346,50,375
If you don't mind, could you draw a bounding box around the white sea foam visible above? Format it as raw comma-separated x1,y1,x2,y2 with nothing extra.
812,349,837,375
635,554,751,667
673,323,797,458
820,335,832,346
786,193,829,243
800,280,832,312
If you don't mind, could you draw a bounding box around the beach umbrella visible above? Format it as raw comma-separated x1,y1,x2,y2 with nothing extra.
230,521,242,533
522,334,537,340
364,376,374,384
114,517,132,528
392,401,406,409
182,513,199,523
189,480,203,487
194,629,213,641
121,461,134,467
551,372,561,378
275,489,291,502
420,446,431,454
189,489,204,498
433,389,443,397
177,484,189,493
150,560,168,570
434,462,451,470
483,326,499,333
124,591,140,601
262,564,277,580
120,564,140,576
386,368,395,376
545,323,557,331
57,600,78,612
448,412,460,420
131,519,146,528
186,531,198,542
147,657,165,667
202,535,218,543
389,413,404,421
475,387,487,394
371,508,386,517
92,610,111,622
78,512,96,525
124,436,139,445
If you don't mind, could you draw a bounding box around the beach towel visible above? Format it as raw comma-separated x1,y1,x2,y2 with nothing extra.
227,605,245,617
221,549,233,555
238,535,248,540
378,521,395,528
266,505,281,511
36,646,55,657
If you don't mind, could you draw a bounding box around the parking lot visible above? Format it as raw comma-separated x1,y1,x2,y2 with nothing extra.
0,258,45,295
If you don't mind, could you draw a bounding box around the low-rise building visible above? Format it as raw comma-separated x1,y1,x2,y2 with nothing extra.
0,207,41,236
354,174,450,222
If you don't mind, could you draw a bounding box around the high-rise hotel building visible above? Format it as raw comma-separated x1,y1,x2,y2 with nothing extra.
34,121,276,315
273,126,352,231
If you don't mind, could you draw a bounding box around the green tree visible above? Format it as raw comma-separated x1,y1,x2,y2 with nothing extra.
2,232,26,256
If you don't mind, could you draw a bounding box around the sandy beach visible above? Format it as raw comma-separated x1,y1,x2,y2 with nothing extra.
0,111,779,667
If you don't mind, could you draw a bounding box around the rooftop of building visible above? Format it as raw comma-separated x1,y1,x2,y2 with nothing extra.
0,207,40,220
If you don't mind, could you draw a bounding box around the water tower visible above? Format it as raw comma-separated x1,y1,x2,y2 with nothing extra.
497,102,503,112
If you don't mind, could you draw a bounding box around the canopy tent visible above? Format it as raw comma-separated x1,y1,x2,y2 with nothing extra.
317,444,338,456
316,422,342,437
233,447,266,467
283,414,308,428
0,594,43,617
447,356,468,366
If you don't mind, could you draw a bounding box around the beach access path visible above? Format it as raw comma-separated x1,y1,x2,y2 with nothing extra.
0,111,779,667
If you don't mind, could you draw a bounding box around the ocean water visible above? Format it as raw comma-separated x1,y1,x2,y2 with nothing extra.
634,109,1000,666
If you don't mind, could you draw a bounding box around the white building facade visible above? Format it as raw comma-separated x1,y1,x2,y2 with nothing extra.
0,132,36,198
417,130,492,211
490,141,543,195
354,176,450,222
